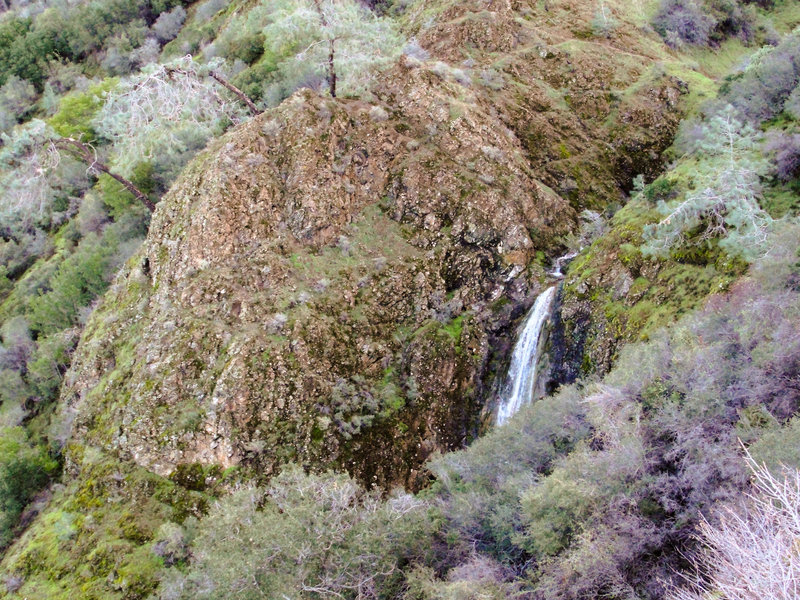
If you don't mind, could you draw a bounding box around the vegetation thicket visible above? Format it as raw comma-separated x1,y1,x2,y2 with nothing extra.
155,219,800,598
0,0,798,598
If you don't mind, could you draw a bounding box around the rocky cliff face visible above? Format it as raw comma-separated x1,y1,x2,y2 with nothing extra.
2,0,688,595
60,73,575,490
56,0,685,488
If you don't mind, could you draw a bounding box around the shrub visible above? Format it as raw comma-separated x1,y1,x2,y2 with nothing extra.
100,30,144,76
26,329,79,405
652,0,715,47
75,193,111,236
0,369,27,408
0,316,34,371
158,466,435,599
0,229,51,280
710,0,756,44
591,1,618,38
42,61,89,96
229,60,277,103
723,31,800,124
652,0,757,48
29,218,143,335
0,75,36,132
223,32,265,65
785,85,800,120
152,522,189,567
667,457,800,600
0,426,58,548
519,468,598,556
764,130,800,182
152,5,186,43
131,37,161,68
194,0,227,22
49,78,118,139
749,417,800,474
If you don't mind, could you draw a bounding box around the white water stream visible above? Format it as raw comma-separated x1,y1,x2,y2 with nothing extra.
547,250,579,278
496,285,557,425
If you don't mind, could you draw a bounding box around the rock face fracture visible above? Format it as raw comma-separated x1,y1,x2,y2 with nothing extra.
496,286,557,425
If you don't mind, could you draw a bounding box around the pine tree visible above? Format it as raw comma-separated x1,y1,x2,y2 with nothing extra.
0,120,152,225
642,106,772,261
93,56,254,187
262,0,403,99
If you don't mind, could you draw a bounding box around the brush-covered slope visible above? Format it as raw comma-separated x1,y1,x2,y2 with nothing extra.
0,0,691,596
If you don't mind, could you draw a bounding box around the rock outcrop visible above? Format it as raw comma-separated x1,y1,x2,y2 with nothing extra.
1,0,688,595
60,71,574,490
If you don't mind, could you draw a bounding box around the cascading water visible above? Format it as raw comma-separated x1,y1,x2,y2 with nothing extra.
548,250,579,278
496,285,557,425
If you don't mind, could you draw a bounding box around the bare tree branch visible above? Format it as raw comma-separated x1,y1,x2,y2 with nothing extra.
52,138,155,212
208,71,262,116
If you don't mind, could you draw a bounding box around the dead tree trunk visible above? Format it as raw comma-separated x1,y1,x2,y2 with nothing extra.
164,65,262,116
327,40,337,98
312,0,337,97
208,71,262,116
54,138,156,213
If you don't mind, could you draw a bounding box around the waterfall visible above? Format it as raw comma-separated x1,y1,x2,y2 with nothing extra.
496,286,557,426
548,250,579,278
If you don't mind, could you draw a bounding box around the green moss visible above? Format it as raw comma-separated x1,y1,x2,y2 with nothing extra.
563,194,747,374
3,449,210,598
442,315,464,343
762,182,800,218
490,295,511,312
169,463,208,492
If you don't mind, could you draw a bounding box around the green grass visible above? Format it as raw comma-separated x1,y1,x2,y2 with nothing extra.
2,452,209,600
564,197,747,368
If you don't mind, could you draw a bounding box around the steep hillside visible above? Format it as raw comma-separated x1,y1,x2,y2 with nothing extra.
0,0,696,595
53,0,691,489
4,0,798,597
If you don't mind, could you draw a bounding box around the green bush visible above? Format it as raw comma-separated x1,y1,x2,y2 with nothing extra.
160,466,437,599
652,0,756,48
0,426,58,548
224,32,265,65
519,469,597,556
49,79,119,140
28,217,143,336
26,330,78,405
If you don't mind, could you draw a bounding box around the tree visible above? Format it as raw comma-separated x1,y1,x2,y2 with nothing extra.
0,120,152,226
262,0,403,99
591,0,618,38
0,75,36,132
652,0,715,47
0,426,58,548
152,5,187,43
93,56,256,189
52,137,155,212
1,57,258,227
642,106,772,261
668,453,800,600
